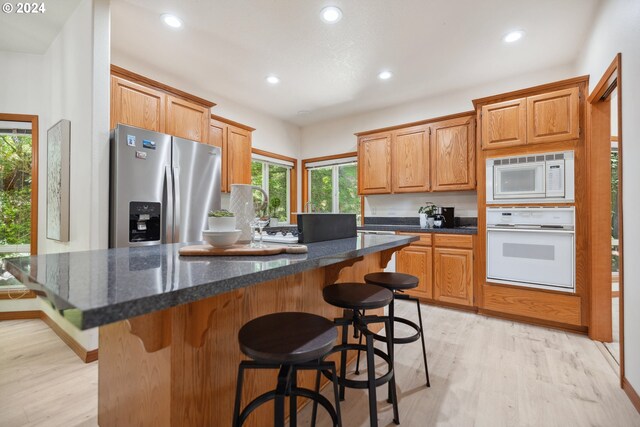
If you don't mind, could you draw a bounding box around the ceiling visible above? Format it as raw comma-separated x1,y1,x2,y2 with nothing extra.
0,0,82,53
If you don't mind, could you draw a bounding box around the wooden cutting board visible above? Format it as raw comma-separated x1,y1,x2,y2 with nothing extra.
178,244,308,256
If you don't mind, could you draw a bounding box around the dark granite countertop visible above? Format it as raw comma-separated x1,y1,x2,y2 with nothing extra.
4,234,417,330
358,225,477,235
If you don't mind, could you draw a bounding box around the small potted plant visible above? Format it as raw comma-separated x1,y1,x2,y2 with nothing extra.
418,202,438,229
208,209,236,231
269,197,281,226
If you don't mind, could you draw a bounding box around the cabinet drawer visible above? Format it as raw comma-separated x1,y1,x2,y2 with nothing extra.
396,232,432,246
433,234,473,249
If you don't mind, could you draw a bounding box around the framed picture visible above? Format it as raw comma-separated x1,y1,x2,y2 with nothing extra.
46,119,70,242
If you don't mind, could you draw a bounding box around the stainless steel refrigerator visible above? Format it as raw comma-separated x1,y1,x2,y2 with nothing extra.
109,124,221,248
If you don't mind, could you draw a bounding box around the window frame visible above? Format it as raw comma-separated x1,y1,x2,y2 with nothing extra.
302,152,363,220
251,148,298,224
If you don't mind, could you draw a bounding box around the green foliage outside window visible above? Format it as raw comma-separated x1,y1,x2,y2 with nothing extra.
251,160,289,222
310,167,333,212
309,162,361,223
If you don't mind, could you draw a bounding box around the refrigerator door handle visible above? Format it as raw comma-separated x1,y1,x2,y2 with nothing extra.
173,166,181,242
165,165,174,243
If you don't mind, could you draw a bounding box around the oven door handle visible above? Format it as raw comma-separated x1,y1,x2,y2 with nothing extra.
487,227,574,234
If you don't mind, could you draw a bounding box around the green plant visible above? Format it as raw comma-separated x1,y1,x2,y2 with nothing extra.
418,202,438,217
208,209,234,218
269,197,281,217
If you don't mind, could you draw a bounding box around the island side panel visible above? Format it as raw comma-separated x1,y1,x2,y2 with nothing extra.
98,251,388,427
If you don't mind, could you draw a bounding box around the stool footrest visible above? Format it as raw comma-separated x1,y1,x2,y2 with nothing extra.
321,343,394,389
372,316,422,344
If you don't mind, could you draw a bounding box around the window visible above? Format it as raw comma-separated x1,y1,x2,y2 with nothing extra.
250,151,295,224
304,154,361,224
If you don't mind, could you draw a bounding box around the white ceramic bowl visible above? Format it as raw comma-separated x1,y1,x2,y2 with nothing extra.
208,216,236,231
202,229,242,248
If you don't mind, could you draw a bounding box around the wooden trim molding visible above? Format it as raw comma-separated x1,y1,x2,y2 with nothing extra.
472,75,590,107
211,113,255,132
0,113,38,255
354,110,476,136
111,64,216,108
623,377,640,414
39,312,98,363
0,310,40,320
0,288,36,299
301,152,359,215
251,148,298,224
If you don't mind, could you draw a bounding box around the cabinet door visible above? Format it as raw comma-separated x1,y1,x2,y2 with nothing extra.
396,246,433,299
391,125,430,193
227,125,252,186
431,116,475,191
358,133,392,194
434,247,473,306
209,119,228,192
110,76,165,132
166,95,209,143
481,98,526,149
527,87,579,144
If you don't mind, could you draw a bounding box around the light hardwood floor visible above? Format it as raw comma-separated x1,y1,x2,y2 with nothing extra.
1,303,639,427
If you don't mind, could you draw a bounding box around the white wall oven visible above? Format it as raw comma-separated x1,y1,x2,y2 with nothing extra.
486,207,575,292
486,151,574,203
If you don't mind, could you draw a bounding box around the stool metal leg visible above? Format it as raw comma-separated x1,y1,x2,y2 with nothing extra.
387,298,395,403
339,312,350,401
365,331,379,427
384,317,400,425
274,365,291,427
414,297,430,387
329,362,343,427
290,367,298,427
311,367,321,427
233,363,246,427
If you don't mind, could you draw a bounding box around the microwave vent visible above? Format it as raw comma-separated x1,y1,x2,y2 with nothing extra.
536,155,545,161
555,153,565,160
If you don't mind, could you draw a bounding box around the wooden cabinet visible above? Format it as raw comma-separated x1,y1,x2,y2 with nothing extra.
481,87,580,149
165,95,209,143
209,116,254,192
395,232,474,306
527,87,579,144
396,246,433,299
110,66,214,143
430,116,475,191
110,76,165,132
358,133,392,194
433,247,473,306
391,125,430,193
481,98,527,149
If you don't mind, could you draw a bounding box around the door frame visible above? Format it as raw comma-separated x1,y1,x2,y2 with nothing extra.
587,54,623,383
0,113,39,255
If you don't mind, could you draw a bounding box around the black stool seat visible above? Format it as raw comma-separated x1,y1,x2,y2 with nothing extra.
323,283,393,310
364,272,419,290
239,312,337,364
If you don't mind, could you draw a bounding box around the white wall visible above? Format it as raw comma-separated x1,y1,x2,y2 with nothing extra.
300,64,576,218
576,0,640,394
0,0,110,351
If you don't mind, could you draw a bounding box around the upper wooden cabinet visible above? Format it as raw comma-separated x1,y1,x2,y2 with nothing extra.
110,65,214,143
356,112,476,195
430,116,476,191
110,76,165,132
209,116,254,193
391,125,430,193
480,87,580,149
165,95,209,143
481,98,527,149
527,87,579,144
358,132,392,194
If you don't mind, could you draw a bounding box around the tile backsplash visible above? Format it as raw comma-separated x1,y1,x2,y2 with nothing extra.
364,192,478,218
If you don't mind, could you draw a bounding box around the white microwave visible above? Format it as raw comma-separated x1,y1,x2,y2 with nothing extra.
486,151,575,203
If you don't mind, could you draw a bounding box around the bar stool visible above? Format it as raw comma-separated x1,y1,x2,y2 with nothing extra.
315,283,400,427
233,312,342,427
360,272,430,387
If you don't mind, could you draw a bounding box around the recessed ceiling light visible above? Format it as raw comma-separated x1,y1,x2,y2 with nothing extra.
378,70,393,80
162,14,183,29
266,75,280,85
503,30,525,43
320,6,343,23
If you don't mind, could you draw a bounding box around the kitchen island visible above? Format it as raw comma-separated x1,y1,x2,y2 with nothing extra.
5,234,416,427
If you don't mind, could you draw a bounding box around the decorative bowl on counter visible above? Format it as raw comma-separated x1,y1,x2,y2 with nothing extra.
202,229,242,247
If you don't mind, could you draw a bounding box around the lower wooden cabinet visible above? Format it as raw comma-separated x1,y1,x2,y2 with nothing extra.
433,247,473,306
396,246,433,299
396,233,474,307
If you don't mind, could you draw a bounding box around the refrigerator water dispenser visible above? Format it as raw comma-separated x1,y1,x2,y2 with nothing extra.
129,201,161,243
